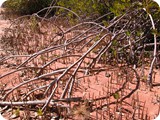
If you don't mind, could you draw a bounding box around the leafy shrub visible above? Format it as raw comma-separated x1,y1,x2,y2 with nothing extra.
57,0,108,19
4,0,53,15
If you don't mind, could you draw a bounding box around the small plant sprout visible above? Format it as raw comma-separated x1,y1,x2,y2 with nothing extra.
36,108,43,116
11,108,20,119
113,92,120,100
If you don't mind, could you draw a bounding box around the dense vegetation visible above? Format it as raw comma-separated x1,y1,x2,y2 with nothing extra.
3,0,53,14
3,0,160,38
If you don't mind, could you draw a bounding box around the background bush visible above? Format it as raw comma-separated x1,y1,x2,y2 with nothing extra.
3,0,160,45
3,0,53,15
56,0,108,19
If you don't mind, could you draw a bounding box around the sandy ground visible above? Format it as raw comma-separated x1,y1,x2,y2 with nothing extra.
0,8,9,53
0,8,160,120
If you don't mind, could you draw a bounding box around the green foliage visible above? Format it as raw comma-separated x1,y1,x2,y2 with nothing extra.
109,39,119,62
37,108,43,116
102,20,109,27
126,30,131,36
11,108,20,118
57,0,107,18
3,0,160,23
4,0,53,15
109,0,131,16
30,16,39,32
113,92,120,100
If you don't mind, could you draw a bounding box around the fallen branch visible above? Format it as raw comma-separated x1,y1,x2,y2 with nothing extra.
0,97,82,106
